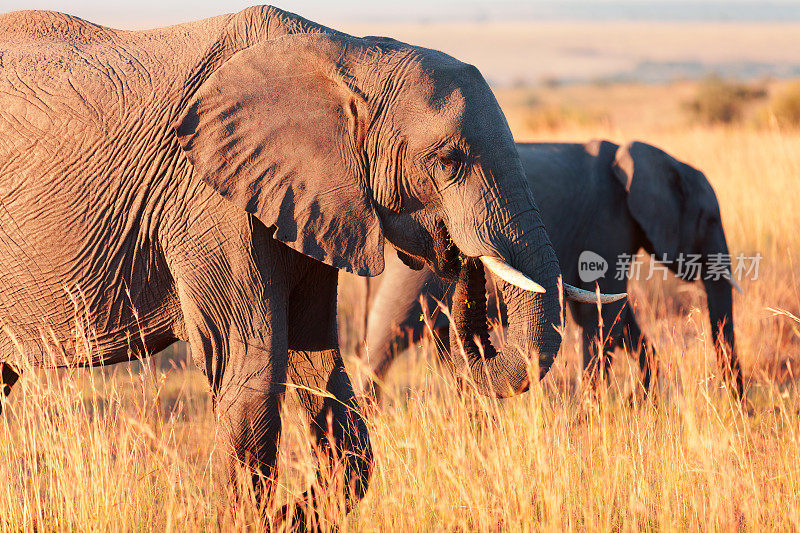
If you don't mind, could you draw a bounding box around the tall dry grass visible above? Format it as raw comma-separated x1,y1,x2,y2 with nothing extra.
2,104,800,530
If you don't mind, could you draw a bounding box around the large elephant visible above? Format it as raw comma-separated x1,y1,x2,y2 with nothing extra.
0,6,614,521
361,139,743,400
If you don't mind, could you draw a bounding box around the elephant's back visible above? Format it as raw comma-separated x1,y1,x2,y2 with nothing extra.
0,10,122,45
0,13,219,171
0,12,123,87
514,139,619,205
517,142,601,189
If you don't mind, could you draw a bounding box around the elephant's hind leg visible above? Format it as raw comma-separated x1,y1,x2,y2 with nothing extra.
0,363,20,414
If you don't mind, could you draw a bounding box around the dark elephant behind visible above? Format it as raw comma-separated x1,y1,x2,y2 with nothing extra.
360,139,743,399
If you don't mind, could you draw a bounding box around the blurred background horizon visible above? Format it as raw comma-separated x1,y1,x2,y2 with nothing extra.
2,1,800,86
3,0,800,25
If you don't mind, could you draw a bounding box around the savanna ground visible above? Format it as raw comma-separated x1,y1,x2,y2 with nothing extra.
2,74,800,530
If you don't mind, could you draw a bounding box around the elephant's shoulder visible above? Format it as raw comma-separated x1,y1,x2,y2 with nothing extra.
0,11,120,45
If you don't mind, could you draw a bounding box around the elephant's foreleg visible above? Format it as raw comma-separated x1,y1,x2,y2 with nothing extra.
581,328,612,392
214,365,286,504
166,208,293,509
183,316,288,505
363,264,446,402
579,301,628,393
431,324,451,364
285,261,372,528
288,348,372,528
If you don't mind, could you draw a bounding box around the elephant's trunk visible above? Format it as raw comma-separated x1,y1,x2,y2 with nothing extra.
704,278,742,396
442,154,564,397
449,249,563,398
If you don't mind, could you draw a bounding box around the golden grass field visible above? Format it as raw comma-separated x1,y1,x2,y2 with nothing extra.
1,78,800,531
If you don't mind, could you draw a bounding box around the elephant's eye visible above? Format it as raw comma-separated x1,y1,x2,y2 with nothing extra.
436,148,469,178
439,156,461,171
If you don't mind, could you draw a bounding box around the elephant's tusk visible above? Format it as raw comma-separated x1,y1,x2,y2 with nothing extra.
725,271,744,294
479,256,546,293
562,283,627,304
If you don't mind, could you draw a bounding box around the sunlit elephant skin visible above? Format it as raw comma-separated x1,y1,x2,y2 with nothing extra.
361,139,742,400
0,6,567,520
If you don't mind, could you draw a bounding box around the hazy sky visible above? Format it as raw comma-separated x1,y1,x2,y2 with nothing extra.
4,0,501,27
1,1,799,28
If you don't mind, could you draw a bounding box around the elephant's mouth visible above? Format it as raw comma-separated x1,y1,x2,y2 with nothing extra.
431,220,461,279
393,220,460,277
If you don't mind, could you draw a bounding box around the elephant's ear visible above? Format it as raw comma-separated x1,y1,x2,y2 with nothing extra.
612,141,683,259
174,34,383,276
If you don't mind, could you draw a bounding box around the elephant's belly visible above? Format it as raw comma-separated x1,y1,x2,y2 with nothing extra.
0,234,183,368
0,276,181,368
0,278,180,367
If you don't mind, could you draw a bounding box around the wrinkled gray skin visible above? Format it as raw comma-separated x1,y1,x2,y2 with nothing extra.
362,139,742,400
0,6,563,520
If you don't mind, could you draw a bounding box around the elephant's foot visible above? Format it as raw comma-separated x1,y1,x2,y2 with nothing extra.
277,441,371,531
277,485,330,533
0,363,20,414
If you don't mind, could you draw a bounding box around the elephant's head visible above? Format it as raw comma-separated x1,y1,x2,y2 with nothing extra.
173,32,616,397
613,141,742,394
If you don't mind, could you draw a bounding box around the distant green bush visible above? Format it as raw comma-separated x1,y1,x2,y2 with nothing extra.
685,75,766,125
